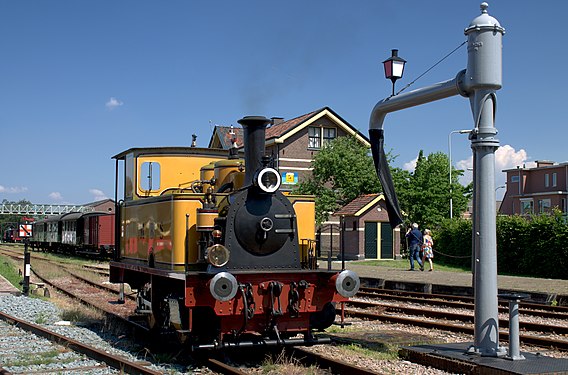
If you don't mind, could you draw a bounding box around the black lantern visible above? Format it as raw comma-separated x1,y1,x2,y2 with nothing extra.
383,49,406,96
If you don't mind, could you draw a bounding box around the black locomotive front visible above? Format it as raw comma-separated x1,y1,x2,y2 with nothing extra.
204,116,303,271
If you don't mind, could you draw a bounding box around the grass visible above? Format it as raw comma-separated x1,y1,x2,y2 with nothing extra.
341,342,400,361
9,349,74,366
0,254,22,290
351,258,471,272
260,350,320,375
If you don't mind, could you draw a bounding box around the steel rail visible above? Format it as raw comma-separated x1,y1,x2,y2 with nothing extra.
0,310,161,375
359,286,568,315
348,299,568,335
287,347,382,375
342,308,568,351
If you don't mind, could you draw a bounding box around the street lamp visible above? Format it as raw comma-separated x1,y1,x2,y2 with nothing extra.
383,49,406,96
449,129,471,219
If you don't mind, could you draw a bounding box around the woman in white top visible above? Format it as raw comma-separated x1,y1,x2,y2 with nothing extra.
421,229,434,271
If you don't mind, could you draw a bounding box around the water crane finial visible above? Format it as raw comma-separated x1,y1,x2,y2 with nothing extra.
480,2,489,14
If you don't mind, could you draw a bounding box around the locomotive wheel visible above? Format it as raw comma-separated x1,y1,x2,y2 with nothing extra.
149,286,169,332
309,302,337,331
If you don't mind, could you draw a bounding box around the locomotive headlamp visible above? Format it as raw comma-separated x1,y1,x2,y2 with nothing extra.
205,244,230,267
209,272,238,302
335,270,360,298
254,167,281,193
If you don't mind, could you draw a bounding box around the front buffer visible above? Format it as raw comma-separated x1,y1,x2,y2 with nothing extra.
185,269,359,349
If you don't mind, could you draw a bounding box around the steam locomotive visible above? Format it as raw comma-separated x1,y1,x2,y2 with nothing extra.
109,116,360,349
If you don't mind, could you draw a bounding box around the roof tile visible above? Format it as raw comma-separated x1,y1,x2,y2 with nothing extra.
334,193,383,216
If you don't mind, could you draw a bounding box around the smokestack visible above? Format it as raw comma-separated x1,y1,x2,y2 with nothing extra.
237,116,271,185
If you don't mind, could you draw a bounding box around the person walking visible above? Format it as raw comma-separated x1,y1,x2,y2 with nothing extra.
421,229,434,271
405,223,424,271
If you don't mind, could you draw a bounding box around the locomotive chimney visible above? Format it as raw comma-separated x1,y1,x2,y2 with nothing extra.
237,115,272,185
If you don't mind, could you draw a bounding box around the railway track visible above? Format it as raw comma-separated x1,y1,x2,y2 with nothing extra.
347,299,568,335
4,245,567,373
358,286,568,318
1,247,383,374
343,300,568,351
0,309,161,374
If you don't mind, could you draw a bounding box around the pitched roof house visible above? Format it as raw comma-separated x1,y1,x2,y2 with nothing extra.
332,194,401,260
208,107,370,191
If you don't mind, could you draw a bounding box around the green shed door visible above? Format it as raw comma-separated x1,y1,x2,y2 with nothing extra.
364,222,378,259
380,223,393,259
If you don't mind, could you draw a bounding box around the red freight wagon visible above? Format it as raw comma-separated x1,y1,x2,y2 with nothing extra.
82,212,115,257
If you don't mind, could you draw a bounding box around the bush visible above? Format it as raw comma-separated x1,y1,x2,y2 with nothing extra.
433,211,568,279
434,218,472,269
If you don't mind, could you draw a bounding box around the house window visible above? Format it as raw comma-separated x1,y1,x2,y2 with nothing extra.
511,175,519,183
552,173,557,187
308,126,337,149
520,199,533,215
545,174,549,187
308,127,321,149
323,128,336,146
538,198,551,213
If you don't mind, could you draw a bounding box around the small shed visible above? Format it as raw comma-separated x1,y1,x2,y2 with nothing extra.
333,193,401,260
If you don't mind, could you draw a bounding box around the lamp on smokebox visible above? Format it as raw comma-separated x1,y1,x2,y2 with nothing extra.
383,49,406,96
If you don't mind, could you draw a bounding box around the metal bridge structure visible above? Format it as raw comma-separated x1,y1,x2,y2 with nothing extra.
0,203,94,216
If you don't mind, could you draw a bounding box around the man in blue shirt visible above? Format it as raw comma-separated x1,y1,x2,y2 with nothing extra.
405,223,424,271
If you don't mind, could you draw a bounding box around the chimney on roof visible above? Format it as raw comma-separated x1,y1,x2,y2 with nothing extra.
228,126,239,159
536,160,554,168
271,117,284,126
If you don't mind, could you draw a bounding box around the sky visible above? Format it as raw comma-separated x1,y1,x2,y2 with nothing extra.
1,1,566,205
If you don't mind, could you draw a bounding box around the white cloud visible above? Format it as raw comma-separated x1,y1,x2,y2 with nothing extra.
49,192,63,201
89,189,107,201
105,97,123,110
403,157,418,172
0,185,28,193
455,144,530,199
495,145,531,172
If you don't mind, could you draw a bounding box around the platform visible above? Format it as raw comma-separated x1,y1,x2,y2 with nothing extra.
0,274,20,296
400,342,568,375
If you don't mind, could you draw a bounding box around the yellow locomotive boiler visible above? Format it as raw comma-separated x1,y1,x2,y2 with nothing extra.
109,116,360,349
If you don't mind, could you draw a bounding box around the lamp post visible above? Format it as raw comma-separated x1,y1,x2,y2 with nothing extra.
383,49,406,96
449,129,470,219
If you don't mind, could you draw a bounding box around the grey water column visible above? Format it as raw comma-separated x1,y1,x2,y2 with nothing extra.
464,2,506,357
369,3,505,356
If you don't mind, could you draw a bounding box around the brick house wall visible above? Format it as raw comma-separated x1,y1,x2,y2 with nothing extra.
500,161,568,215
267,119,350,191
333,194,401,260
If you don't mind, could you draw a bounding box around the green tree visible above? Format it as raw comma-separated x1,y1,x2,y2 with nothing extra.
295,136,382,224
396,150,471,229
